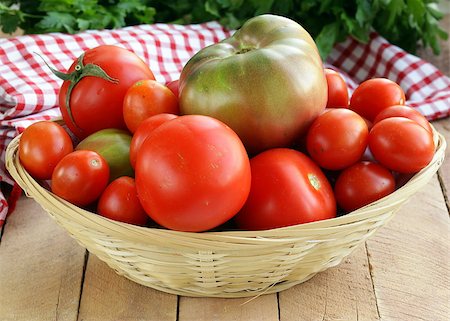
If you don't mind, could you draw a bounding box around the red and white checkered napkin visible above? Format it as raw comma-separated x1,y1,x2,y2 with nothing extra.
0,22,449,226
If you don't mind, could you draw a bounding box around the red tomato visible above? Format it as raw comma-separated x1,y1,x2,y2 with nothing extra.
368,117,435,173
334,161,396,212
129,113,178,169
123,79,179,133
234,148,336,230
166,79,179,97
373,105,433,133
135,115,251,232
306,108,369,170
324,68,349,108
58,45,155,139
97,177,148,226
19,121,73,180
349,78,406,121
51,150,110,206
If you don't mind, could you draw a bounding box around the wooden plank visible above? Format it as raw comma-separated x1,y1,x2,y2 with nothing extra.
0,197,86,321
367,175,450,321
178,294,279,321
77,255,177,321
278,245,380,321
433,118,450,211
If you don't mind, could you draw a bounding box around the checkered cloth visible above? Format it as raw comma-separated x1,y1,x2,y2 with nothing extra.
1,21,449,226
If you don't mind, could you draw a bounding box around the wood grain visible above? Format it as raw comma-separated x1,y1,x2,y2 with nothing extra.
0,197,85,321
433,118,450,211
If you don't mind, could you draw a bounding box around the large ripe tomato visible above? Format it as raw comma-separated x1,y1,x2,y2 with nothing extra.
373,105,432,133
180,14,327,154
334,161,396,212
56,45,155,139
51,150,110,206
19,121,73,180
123,79,179,133
97,177,148,226
306,108,369,170
324,68,349,108
368,117,435,173
234,148,336,230
135,115,251,232
349,78,406,122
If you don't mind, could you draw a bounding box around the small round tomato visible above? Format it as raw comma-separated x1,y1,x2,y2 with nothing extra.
129,113,178,169
334,161,396,212
368,117,435,173
51,150,110,206
234,148,336,230
123,79,179,133
350,78,406,121
97,176,148,226
306,108,369,170
166,79,179,97
19,121,73,180
373,105,432,133
135,115,251,232
324,68,349,108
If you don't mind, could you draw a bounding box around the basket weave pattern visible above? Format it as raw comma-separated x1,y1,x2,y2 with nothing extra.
5,128,446,298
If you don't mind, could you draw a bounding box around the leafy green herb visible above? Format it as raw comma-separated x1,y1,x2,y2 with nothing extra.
0,0,447,59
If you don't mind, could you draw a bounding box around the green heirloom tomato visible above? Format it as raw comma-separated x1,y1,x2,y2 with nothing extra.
76,128,133,181
179,14,327,154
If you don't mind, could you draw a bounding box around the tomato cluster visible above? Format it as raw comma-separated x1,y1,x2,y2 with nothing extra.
19,45,435,233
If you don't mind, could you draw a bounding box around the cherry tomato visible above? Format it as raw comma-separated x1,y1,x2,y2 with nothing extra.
334,161,396,212
349,78,406,121
166,79,179,97
368,117,435,173
306,108,369,170
373,105,432,133
19,121,73,180
97,177,148,226
135,115,251,232
324,68,349,108
51,150,110,206
129,113,178,169
123,79,179,133
234,148,336,230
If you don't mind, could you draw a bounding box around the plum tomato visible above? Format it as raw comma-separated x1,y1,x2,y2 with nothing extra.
368,117,435,173
19,121,73,180
123,79,179,133
135,115,251,232
306,108,369,170
51,150,110,206
349,78,406,121
373,105,433,133
97,176,148,226
234,148,336,230
324,68,349,108
334,161,396,212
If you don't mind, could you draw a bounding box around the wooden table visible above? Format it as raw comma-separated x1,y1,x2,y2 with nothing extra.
1,18,449,321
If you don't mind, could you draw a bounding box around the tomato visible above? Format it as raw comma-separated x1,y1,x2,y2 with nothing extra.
373,105,432,133
129,113,178,169
19,121,73,180
166,79,179,97
76,129,133,181
97,177,148,226
135,115,251,232
123,79,179,133
324,68,349,108
51,150,110,206
334,161,396,212
368,117,435,173
234,148,336,230
306,108,369,170
180,14,327,154
349,78,406,122
55,45,155,139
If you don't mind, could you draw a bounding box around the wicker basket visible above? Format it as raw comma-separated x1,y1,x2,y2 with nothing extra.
5,126,446,298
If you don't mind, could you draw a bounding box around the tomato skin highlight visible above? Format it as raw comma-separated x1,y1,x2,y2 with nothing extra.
368,117,435,173
235,148,336,230
135,115,251,232
51,150,110,206
19,121,73,180
324,68,349,108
